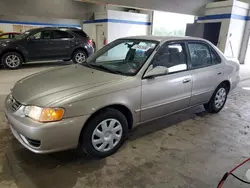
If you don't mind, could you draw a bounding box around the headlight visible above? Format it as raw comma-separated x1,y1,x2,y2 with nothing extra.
24,106,65,122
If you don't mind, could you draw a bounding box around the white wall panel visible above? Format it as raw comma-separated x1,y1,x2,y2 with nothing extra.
108,22,148,42
107,10,150,42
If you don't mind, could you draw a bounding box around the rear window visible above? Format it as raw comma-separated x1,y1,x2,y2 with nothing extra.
72,30,88,38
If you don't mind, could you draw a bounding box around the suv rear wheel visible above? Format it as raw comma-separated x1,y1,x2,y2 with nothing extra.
2,52,23,69
72,50,87,64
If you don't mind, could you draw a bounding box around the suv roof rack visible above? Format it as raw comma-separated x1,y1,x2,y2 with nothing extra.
56,27,80,29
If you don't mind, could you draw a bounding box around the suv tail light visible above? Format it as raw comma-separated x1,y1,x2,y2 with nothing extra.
88,39,93,46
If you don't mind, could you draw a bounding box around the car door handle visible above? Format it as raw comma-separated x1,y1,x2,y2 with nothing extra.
217,72,222,75
182,78,191,83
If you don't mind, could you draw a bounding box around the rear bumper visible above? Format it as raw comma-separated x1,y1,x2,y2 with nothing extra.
4,96,90,154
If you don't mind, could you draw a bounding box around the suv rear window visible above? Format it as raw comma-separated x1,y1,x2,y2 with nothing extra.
72,30,88,38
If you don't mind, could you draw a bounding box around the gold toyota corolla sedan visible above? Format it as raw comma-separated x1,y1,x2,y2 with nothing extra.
4,36,240,157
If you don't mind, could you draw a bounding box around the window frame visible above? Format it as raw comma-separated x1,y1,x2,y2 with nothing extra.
41,30,53,40
87,39,159,76
28,30,53,40
186,40,221,70
142,40,190,79
52,30,74,40
210,46,222,65
71,30,88,38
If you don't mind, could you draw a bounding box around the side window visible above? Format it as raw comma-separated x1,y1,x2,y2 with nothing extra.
53,30,73,39
151,43,187,74
29,31,52,40
33,32,42,39
188,42,212,69
72,30,88,38
13,34,19,39
211,48,221,64
42,31,52,39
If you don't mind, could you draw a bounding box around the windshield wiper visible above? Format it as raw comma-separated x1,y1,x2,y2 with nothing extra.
90,64,122,75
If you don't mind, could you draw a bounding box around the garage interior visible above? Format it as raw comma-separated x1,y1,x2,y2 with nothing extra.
1,0,250,187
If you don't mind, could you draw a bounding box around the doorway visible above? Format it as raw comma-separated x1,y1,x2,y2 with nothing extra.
185,22,222,46
204,22,221,46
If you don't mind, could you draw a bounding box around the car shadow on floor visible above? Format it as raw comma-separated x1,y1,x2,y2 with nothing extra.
3,106,210,188
4,142,106,188
129,105,208,141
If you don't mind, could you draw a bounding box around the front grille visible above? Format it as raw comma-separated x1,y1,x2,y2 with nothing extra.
9,95,21,112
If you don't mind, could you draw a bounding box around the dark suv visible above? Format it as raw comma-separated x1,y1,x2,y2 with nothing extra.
0,27,94,69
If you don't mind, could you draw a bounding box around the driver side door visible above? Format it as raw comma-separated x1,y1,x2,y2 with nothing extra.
26,30,53,60
141,42,192,122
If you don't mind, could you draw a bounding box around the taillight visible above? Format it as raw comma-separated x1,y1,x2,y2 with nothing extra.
88,39,93,46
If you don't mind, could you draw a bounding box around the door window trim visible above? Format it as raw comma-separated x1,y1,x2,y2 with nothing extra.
28,30,53,40
209,46,222,64
142,40,190,79
186,40,221,70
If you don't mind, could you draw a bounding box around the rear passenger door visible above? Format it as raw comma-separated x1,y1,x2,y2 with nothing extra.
51,30,73,58
187,41,224,106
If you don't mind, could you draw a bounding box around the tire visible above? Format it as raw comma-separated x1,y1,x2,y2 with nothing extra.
80,108,128,158
2,52,23,69
72,50,87,64
204,83,229,113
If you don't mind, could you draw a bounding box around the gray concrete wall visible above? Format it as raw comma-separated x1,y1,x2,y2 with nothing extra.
0,0,87,20
77,0,214,15
0,15,81,25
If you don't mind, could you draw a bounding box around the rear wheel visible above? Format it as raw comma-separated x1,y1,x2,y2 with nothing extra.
204,83,228,113
2,52,23,69
80,108,128,158
72,50,87,64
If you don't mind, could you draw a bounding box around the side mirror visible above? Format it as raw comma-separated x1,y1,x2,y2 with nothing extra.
144,66,168,79
27,35,35,41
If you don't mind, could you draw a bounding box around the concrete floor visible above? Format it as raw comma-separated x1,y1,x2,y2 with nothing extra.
0,62,250,188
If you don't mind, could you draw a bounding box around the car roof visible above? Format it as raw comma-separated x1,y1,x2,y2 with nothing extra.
121,35,207,42
41,27,80,30
25,27,81,32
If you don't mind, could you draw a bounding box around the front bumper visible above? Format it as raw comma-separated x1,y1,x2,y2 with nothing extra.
4,96,90,154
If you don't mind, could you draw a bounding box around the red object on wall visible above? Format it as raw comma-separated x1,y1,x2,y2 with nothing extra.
103,37,107,45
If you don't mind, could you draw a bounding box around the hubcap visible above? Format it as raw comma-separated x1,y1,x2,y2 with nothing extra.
214,88,227,109
6,55,20,68
75,52,86,63
92,119,123,152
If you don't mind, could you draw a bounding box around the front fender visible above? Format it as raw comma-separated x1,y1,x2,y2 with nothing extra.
61,86,141,125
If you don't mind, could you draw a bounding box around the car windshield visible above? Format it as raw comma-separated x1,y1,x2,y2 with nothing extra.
86,39,158,76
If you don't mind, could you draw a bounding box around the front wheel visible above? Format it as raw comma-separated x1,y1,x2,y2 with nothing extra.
2,52,23,69
204,83,228,113
80,108,128,158
72,50,87,64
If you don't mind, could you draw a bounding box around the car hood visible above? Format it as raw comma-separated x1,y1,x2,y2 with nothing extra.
12,64,127,105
